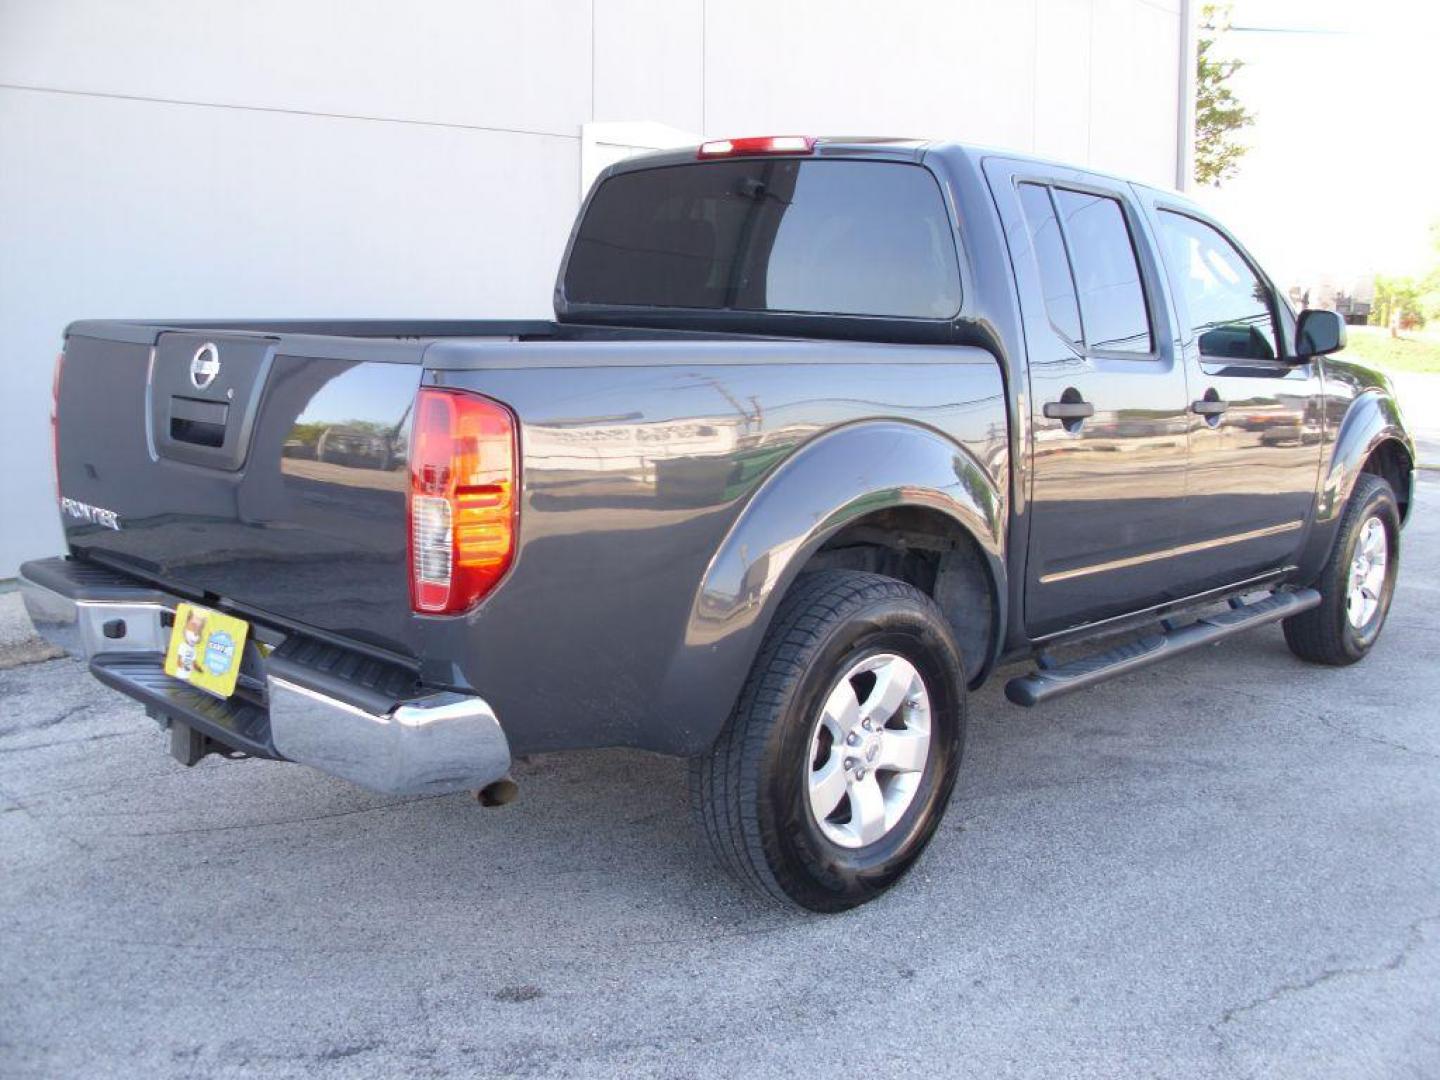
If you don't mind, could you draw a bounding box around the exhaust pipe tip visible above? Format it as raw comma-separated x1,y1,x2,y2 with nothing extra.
475,776,519,807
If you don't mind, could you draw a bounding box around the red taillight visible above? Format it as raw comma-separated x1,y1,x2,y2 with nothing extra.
697,135,816,158
408,388,518,615
51,350,64,500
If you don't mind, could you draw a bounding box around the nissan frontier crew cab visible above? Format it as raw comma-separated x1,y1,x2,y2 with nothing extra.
22,135,1414,912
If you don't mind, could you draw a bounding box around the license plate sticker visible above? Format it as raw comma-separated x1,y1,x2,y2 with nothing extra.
163,603,250,700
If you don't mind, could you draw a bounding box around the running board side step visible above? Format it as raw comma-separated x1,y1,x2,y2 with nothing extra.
1004,588,1322,707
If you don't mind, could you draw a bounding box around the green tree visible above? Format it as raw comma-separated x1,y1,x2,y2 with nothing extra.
1195,4,1256,186
1373,275,1426,332
1422,222,1440,324
1373,221,1440,330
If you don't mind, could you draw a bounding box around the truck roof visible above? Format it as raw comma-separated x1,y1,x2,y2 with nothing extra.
605,136,1189,202
608,136,934,172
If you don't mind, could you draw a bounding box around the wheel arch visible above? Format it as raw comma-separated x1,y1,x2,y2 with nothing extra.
1360,437,1414,523
655,420,1007,756
1320,388,1413,522
797,504,1000,690
1298,386,1415,583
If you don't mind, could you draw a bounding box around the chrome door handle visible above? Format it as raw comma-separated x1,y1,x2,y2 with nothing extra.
1190,399,1228,416
1043,401,1095,420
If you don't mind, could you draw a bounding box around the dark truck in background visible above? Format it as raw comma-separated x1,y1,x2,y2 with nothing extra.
22,135,1415,911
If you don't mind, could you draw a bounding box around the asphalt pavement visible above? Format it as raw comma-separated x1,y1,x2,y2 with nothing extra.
2,477,1438,1080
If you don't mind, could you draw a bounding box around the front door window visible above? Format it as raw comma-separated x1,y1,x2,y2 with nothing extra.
1157,210,1279,362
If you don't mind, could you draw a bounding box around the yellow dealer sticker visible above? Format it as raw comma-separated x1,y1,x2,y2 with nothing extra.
163,603,250,700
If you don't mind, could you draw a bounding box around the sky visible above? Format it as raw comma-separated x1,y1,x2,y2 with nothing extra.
1192,0,1440,293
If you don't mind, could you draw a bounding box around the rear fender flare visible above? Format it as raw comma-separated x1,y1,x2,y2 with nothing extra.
655,421,1006,756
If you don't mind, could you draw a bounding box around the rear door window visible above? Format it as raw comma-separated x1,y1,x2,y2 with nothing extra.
564,160,962,319
1051,189,1152,353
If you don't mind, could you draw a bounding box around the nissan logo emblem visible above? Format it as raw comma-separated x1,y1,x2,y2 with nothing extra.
190,343,221,390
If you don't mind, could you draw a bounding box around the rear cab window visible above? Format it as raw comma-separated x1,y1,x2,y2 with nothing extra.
1050,189,1152,354
1017,183,1083,345
1012,180,1154,357
563,160,962,320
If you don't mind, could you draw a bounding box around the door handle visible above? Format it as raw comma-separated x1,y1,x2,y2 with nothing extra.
1043,400,1095,420
1190,399,1228,416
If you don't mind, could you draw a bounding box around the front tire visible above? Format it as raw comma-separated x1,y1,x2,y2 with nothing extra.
1284,472,1400,665
690,570,966,912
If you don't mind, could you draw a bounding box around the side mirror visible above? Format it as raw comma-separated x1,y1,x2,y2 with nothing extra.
1295,309,1346,359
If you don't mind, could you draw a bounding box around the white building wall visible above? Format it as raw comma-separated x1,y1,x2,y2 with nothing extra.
0,0,1183,577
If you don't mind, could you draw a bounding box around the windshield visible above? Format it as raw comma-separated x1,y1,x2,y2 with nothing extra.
563,159,962,320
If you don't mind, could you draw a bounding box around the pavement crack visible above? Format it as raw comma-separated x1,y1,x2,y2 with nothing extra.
1213,913,1440,1031
0,730,143,755
0,779,92,853
314,1042,381,1062
1200,681,1440,761
0,916,795,960
1311,712,1440,761
415,983,438,1047
37,704,91,730
121,792,453,836
0,704,90,739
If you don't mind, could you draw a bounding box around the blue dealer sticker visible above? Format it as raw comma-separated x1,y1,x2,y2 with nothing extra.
204,630,237,676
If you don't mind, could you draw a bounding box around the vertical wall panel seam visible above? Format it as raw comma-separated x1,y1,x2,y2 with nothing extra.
700,0,708,136
1086,0,1096,165
1032,0,1040,150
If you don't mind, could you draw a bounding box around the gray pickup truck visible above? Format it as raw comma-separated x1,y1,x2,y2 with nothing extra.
23,135,1414,911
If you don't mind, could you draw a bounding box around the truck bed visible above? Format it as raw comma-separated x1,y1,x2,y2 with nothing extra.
55,317,1007,750
58,318,778,650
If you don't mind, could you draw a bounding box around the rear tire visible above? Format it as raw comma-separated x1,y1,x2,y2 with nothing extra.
1284,473,1400,666
690,570,966,912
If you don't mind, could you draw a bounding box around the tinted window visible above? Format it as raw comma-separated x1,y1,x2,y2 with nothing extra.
1158,211,1277,361
1017,183,1082,344
1052,189,1151,353
564,160,961,318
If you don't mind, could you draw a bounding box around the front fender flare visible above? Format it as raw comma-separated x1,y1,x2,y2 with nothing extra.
1317,388,1412,526
654,421,1007,756
1297,388,1414,582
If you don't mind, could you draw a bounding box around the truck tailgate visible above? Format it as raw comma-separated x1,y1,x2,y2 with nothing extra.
55,328,424,656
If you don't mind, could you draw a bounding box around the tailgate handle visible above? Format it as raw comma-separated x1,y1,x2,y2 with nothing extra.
169,396,230,448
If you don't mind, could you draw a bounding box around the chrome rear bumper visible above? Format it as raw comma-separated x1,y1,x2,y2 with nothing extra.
20,571,169,658
266,677,510,796
20,557,511,797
